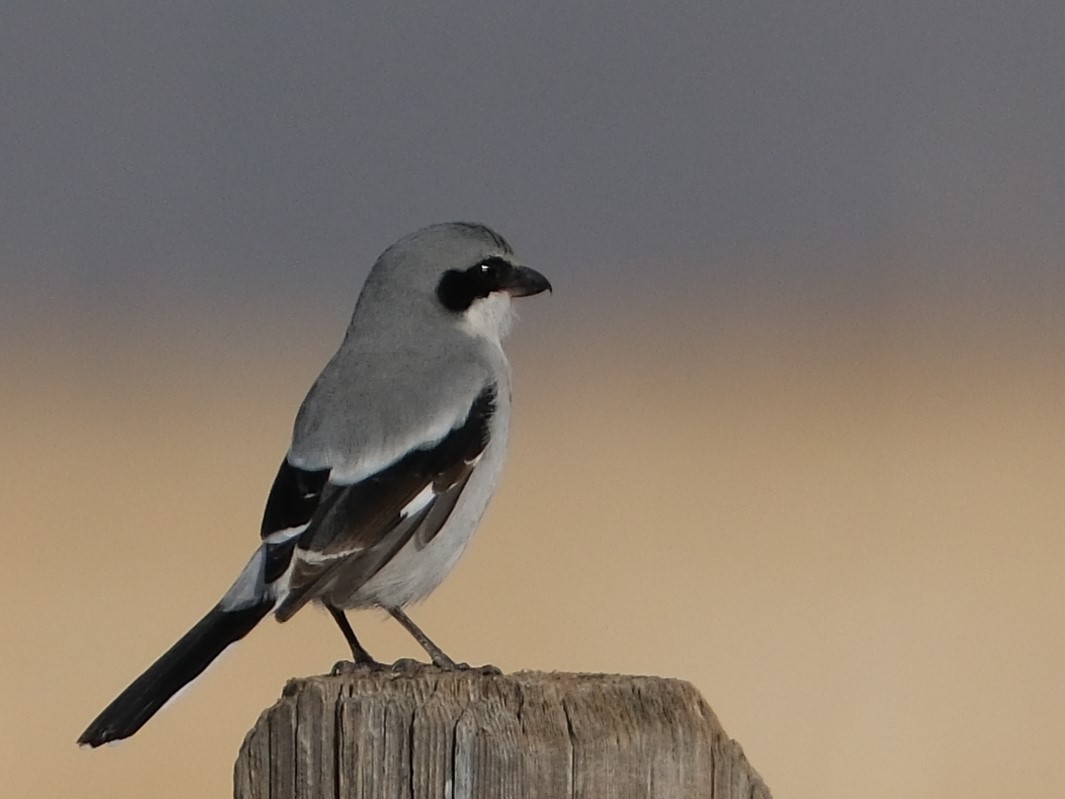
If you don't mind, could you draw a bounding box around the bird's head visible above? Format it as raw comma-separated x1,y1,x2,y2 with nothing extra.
358,222,551,343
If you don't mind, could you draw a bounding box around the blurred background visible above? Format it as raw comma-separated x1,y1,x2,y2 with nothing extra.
4,2,1065,797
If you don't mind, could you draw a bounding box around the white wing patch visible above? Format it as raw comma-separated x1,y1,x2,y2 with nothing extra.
400,483,437,519
262,524,308,545
299,547,364,565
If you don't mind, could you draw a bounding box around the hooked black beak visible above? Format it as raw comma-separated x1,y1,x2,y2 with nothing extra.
504,265,552,298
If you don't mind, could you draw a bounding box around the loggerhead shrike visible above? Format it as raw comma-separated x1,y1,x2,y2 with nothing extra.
78,222,550,747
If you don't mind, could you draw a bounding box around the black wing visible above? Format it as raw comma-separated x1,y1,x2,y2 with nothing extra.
266,386,496,621
258,459,331,583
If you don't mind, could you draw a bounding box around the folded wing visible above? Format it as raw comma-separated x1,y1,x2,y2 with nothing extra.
266,385,496,621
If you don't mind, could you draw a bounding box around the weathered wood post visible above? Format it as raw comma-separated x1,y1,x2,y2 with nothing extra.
234,669,771,798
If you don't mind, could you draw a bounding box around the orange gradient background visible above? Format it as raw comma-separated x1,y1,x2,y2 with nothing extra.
5,282,1064,798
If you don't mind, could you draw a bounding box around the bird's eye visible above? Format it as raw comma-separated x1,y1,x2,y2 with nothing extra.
476,257,510,278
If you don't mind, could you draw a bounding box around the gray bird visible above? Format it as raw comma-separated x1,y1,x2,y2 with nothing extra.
78,222,551,747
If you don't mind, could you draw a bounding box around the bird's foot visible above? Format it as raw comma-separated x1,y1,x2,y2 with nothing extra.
389,657,435,674
331,657,389,675
386,658,500,675
454,662,503,676
390,658,501,675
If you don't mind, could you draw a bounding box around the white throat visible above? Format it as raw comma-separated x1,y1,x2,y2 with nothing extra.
461,292,515,343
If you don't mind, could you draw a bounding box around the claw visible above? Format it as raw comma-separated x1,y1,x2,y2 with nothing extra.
331,658,388,675
451,662,502,676
389,658,430,674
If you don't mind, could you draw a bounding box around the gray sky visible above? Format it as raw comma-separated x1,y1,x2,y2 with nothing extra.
4,1,1064,330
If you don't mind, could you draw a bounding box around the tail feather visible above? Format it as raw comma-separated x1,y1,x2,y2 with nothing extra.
77,601,271,747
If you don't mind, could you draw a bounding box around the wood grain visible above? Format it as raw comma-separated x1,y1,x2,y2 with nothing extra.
234,669,771,799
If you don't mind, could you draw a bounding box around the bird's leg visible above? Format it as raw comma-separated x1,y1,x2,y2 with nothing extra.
386,607,459,670
327,604,385,670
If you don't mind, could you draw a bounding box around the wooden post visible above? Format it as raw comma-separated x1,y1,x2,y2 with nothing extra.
234,669,772,799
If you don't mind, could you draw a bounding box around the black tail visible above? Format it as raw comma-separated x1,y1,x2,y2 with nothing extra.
77,601,271,747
